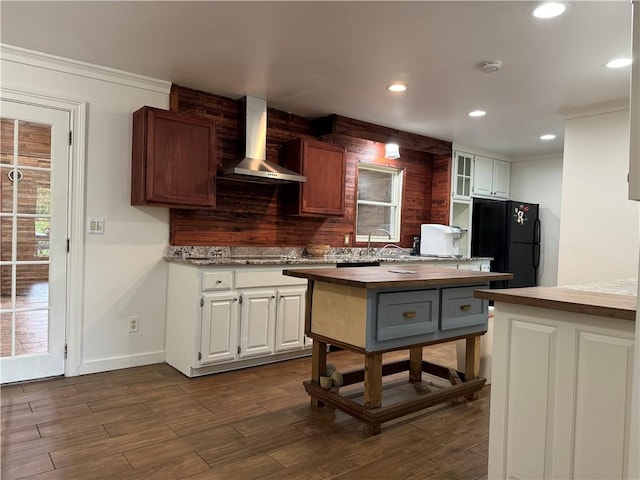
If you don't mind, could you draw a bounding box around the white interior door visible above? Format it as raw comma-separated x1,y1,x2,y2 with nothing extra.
0,99,70,383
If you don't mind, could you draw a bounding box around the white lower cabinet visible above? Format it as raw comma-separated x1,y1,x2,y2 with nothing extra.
239,289,276,358
489,303,635,479
166,263,316,377
457,260,490,271
200,291,239,364
276,286,306,352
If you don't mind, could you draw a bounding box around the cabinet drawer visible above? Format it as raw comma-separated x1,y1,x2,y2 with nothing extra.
440,286,487,331
236,269,307,288
376,290,438,341
202,270,234,291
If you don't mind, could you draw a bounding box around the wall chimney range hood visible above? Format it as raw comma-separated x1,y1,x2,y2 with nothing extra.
220,96,306,184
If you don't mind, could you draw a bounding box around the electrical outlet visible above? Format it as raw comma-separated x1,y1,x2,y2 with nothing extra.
128,316,139,333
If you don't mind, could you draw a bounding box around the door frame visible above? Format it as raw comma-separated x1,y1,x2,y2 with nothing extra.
1,87,87,378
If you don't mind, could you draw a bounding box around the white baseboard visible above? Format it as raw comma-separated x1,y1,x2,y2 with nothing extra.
74,351,166,376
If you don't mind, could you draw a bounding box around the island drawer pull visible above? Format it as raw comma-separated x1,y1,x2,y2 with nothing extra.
459,304,472,311
402,311,416,319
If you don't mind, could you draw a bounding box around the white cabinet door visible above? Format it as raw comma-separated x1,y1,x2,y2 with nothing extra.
489,304,635,480
452,151,473,199
492,159,511,199
200,291,239,365
472,155,494,197
457,261,479,271
239,289,276,358
473,155,511,199
275,286,306,352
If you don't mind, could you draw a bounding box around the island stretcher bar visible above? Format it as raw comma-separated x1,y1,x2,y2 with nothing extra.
284,265,512,435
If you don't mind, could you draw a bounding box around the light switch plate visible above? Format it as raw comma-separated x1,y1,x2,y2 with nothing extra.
88,217,105,234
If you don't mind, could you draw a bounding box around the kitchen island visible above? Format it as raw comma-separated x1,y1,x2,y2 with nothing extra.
164,249,493,379
283,264,512,434
474,283,636,479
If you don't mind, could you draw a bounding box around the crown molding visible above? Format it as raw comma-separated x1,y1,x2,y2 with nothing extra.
560,98,630,120
452,143,513,162
0,44,171,94
511,153,564,163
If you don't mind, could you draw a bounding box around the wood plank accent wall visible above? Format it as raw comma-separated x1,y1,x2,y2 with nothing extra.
169,85,452,247
313,114,452,156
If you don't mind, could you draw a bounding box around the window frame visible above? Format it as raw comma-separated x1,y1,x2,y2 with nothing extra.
355,163,404,244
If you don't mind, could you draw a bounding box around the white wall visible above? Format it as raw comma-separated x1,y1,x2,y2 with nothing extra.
510,156,563,286
1,46,171,375
557,108,638,285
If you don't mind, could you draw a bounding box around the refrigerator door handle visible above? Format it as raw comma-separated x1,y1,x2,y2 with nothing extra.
533,243,541,269
534,218,541,244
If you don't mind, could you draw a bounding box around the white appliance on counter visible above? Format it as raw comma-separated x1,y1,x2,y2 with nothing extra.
420,224,463,257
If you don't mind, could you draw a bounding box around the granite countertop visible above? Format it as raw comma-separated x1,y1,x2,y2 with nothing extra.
562,278,637,296
475,279,638,321
164,245,492,266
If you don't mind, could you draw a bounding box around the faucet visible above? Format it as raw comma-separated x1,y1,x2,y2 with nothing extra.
377,243,413,257
367,228,392,255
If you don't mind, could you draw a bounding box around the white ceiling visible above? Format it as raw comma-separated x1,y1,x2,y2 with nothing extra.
0,1,633,159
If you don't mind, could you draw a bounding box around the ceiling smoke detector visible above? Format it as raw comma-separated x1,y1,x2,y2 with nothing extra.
479,60,502,73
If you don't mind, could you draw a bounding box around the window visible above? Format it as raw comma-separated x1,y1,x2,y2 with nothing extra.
356,163,403,243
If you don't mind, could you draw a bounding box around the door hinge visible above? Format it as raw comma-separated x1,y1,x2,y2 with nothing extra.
64,343,68,359
66,238,70,252
198,352,202,361
69,131,72,145
200,297,204,307
237,345,241,354
238,295,243,305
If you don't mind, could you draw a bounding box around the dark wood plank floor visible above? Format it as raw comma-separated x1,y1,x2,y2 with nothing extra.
1,343,490,480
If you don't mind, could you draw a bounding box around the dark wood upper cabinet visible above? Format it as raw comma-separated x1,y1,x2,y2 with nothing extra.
284,138,346,216
131,106,216,209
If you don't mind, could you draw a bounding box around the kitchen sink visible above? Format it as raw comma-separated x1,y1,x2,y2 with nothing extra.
377,254,415,260
337,261,381,267
230,255,287,259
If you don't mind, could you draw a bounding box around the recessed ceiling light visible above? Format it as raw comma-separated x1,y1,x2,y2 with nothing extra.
540,134,556,141
387,83,407,92
606,58,633,69
533,2,566,19
468,110,487,118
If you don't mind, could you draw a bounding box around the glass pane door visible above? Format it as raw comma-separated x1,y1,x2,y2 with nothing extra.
0,100,69,383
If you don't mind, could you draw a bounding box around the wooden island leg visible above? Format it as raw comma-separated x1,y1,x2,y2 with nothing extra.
464,335,481,400
310,340,327,407
363,352,383,408
409,346,423,383
363,352,383,435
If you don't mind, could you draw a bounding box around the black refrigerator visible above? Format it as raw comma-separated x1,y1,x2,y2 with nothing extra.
471,198,540,288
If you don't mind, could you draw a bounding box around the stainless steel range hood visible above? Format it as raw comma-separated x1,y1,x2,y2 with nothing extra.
220,96,306,184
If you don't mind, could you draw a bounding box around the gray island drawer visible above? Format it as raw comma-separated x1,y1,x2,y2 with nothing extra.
440,285,487,331
376,289,439,341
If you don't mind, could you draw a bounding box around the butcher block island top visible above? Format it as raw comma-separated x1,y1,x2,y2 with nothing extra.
283,265,513,435
284,264,513,289
474,285,636,321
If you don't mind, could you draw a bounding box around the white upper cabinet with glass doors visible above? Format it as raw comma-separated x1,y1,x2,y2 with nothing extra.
452,151,473,200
